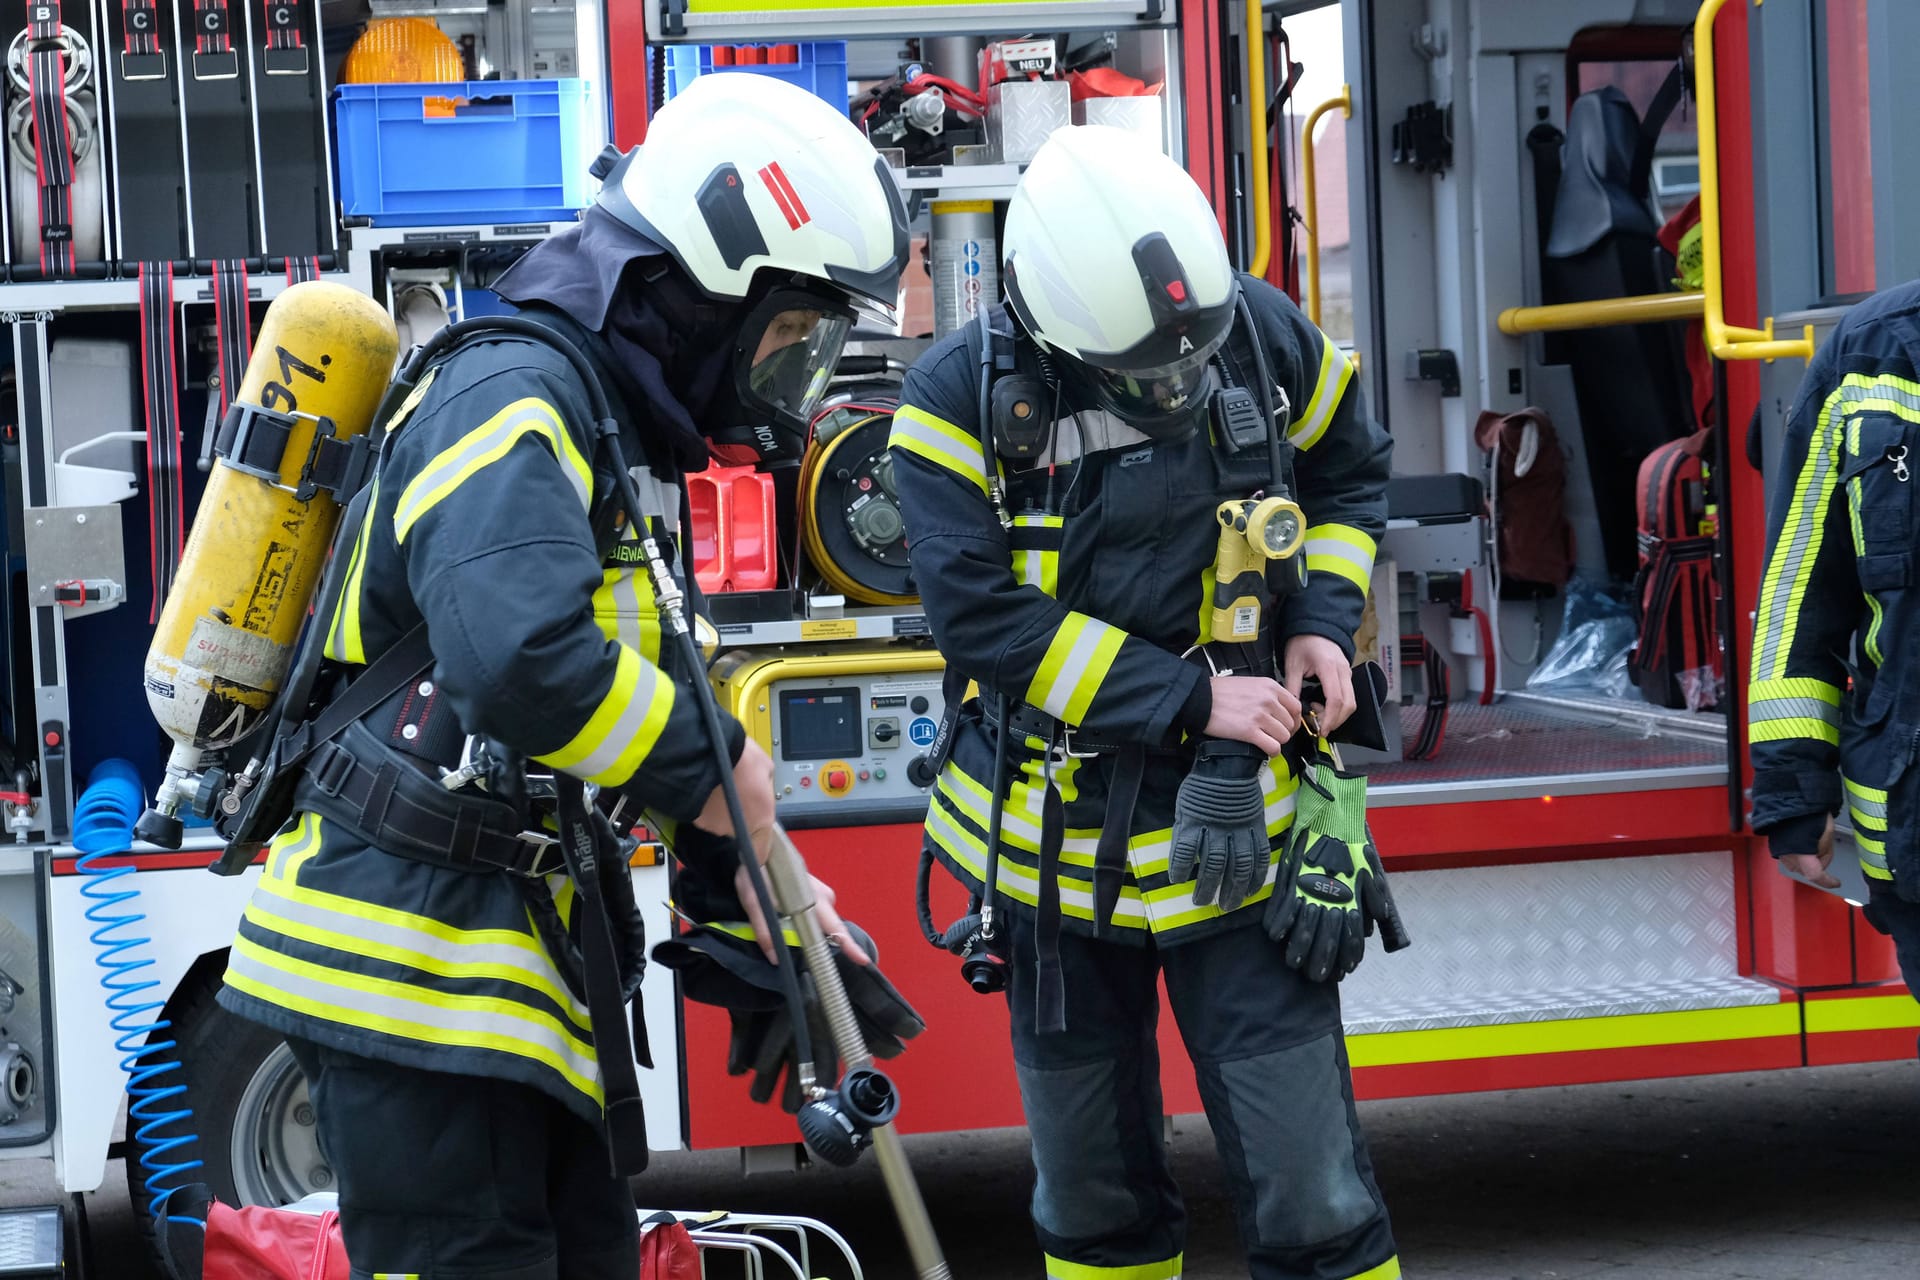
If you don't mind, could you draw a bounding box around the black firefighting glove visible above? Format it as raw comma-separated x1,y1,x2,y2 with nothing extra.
651,919,925,1113
1263,755,1410,981
1169,739,1272,913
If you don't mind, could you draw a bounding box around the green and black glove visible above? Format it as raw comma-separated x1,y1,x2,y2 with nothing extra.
651,919,925,1112
1263,756,1411,981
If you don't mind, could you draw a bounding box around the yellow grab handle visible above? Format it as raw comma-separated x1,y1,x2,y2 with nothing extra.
1301,87,1352,328
1694,0,1813,362
1498,292,1705,335
1247,0,1273,278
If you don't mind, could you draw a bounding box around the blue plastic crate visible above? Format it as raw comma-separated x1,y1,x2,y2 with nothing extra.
334,79,594,227
662,43,849,115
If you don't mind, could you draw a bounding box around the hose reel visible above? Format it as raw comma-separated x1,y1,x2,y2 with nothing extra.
800,407,917,606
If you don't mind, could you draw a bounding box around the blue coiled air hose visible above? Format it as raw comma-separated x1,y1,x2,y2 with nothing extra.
73,759,204,1227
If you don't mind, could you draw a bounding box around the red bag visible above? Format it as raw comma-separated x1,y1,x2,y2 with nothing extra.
1627,428,1722,710
640,1212,702,1280
201,1199,350,1280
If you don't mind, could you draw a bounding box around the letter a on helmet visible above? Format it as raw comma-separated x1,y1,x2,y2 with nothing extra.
1002,125,1239,439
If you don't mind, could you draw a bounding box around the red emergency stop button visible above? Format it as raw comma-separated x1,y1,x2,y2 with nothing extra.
820,762,855,797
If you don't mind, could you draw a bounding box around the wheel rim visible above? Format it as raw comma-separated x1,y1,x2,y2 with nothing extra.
228,1042,330,1206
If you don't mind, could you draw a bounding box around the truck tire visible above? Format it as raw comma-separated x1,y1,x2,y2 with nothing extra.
125,957,331,1272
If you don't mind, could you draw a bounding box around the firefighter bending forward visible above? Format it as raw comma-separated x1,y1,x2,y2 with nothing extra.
214,74,907,1279
894,126,1402,1280
1750,279,1920,1020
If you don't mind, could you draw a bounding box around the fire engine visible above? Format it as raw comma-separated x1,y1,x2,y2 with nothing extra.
0,0,1904,1269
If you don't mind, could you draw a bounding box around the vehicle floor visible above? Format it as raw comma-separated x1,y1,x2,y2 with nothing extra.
15,1058,1915,1278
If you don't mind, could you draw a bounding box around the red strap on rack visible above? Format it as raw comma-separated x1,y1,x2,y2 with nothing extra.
284,255,319,285
139,263,185,620
260,0,306,74
193,0,231,54
212,259,252,413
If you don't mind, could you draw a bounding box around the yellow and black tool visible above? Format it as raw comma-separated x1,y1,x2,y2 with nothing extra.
1210,494,1307,644
138,282,399,845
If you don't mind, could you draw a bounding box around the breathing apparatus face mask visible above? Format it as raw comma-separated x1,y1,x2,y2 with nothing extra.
1075,329,1229,439
705,288,856,465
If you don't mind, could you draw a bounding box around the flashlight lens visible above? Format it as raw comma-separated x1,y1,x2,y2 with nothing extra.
1259,511,1301,555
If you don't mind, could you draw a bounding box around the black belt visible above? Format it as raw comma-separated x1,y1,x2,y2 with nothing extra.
295,726,566,879
27,1,76,276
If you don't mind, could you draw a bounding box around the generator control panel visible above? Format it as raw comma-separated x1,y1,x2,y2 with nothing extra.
711,647,949,828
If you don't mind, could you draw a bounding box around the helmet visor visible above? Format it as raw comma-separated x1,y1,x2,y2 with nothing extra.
740,297,854,427
1082,328,1228,427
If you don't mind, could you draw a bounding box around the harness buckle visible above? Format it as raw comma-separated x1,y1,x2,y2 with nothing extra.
514,831,564,878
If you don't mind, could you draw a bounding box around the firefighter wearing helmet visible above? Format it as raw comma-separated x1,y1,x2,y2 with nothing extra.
892,125,1405,1279
214,73,910,1278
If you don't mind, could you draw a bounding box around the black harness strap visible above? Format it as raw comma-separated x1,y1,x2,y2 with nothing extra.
26,1,76,275
139,262,184,620
556,775,650,1177
212,259,251,411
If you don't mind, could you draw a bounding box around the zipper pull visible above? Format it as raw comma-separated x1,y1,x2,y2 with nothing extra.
1888,444,1910,482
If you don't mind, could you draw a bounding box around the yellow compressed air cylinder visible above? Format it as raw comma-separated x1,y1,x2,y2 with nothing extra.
144,282,398,754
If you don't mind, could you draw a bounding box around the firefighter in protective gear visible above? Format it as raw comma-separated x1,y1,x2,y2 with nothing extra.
894,125,1400,1280
215,72,907,1280
1749,279,1920,1008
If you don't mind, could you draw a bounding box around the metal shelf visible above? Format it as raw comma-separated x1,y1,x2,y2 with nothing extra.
345,220,578,253
714,605,932,649
896,162,1025,203
647,0,1175,44
0,268,344,317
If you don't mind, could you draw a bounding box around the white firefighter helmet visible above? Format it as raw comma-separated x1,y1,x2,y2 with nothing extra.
1002,125,1239,437
596,71,908,312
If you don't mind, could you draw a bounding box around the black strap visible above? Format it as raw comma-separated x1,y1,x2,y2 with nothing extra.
556,775,649,1177
212,260,251,414
1033,771,1066,1034
285,255,320,284
27,1,76,275
296,729,560,878
1091,747,1145,939
191,0,237,77
1631,59,1687,204
139,263,184,621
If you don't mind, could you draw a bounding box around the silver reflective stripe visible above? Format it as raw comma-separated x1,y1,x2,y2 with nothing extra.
927,804,1146,925
1033,409,1154,468
569,658,668,781
226,942,601,1088
1748,697,1844,727
395,402,589,540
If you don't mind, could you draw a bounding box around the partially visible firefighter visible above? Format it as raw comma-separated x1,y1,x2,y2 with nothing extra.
893,124,1406,1280
1749,278,1920,1021
214,73,911,1279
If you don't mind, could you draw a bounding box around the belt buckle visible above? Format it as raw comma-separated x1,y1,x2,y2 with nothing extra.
516,832,561,878
1060,727,1100,760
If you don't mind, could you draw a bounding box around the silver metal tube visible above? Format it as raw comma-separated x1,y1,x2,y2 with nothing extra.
766,828,951,1279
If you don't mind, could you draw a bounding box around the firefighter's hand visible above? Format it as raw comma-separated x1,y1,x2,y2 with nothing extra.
693,738,777,863
1206,676,1302,756
1778,817,1840,890
734,865,872,968
1284,636,1356,736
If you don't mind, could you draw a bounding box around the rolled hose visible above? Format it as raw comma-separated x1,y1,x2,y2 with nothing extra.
74,760,204,1228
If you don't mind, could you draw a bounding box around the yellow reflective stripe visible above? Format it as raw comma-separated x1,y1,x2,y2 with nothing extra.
1749,718,1840,746
225,935,603,1100
1011,516,1063,599
373,1274,422,1280
1044,1255,1183,1280
393,398,591,544
1289,332,1353,450
700,919,806,949
889,404,990,496
1027,613,1125,724
1304,523,1376,591
926,797,1147,926
242,896,592,1036
265,812,323,883
593,562,663,665
1747,676,1842,744
1346,1001,1799,1068
532,646,677,786
324,476,379,664
1849,806,1887,835
1844,777,1889,816
1865,593,1887,667
1343,1259,1402,1280
937,771,1101,867
1756,373,1920,679
1804,993,1920,1034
